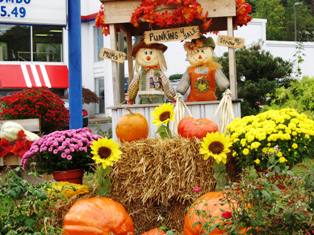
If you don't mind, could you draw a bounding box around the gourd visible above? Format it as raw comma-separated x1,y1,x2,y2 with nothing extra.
183,192,230,235
116,110,149,142
178,117,218,139
141,228,166,235
63,197,134,235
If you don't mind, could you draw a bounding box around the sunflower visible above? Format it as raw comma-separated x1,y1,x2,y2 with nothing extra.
90,138,122,169
199,132,232,164
152,103,175,126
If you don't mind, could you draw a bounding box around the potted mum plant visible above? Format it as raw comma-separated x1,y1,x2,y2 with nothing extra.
22,128,100,184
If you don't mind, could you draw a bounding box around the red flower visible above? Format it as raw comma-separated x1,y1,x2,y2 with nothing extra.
221,211,233,219
192,185,202,193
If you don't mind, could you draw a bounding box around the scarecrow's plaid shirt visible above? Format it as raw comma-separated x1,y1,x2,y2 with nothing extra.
128,68,176,103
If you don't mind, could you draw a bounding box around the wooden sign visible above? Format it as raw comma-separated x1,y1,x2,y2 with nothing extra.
217,35,245,49
144,26,200,44
99,48,126,63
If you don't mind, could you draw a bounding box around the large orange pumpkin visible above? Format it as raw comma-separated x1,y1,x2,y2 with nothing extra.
63,197,134,235
141,228,166,235
116,110,149,142
178,117,218,139
183,192,230,235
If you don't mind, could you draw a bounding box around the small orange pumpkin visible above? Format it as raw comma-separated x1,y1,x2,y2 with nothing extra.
116,109,149,142
63,197,134,235
183,192,230,235
141,228,166,235
178,117,218,139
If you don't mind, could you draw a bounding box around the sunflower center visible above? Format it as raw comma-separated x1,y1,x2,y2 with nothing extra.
98,147,112,159
208,141,224,154
159,111,170,121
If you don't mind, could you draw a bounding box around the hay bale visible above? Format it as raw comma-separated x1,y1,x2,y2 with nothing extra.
110,138,216,232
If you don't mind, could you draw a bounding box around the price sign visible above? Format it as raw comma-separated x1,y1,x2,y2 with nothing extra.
217,35,245,49
99,48,126,63
144,26,200,44
0,0,66,25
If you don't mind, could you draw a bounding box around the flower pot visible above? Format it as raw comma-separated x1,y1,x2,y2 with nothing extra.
52,169,84,184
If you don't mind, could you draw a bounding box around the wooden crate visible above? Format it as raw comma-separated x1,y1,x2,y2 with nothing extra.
103,0,236,25
109,100,241,140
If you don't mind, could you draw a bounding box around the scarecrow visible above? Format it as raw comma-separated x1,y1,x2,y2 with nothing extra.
176,36,229,102
127,40,176,104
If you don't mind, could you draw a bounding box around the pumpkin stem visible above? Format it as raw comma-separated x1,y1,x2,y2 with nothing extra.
126,107,135,115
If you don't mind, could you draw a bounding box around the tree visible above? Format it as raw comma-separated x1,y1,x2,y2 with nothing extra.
218,45,293,116
254,0,286,40
253,0,314,41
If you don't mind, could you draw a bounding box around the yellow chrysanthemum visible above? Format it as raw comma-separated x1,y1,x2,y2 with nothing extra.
292,143,298,149
48,182,89,198
199,132,232,164
279,157,288,163
254,159,261,165
91,138,122,169
152,103,175,126
243,148,250,156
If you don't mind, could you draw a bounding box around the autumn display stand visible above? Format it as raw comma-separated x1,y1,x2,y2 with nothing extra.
93,0,252,233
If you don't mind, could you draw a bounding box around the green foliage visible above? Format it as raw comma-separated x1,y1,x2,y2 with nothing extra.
255,0,286,40
219,45,293,116
264,76,314,118
0,169,66,234
252,0,314,41
221,168,314,234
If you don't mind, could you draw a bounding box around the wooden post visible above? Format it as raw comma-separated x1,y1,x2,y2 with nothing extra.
118,31,125,102
227,17,237,99
109,24,121,105
126,30,134,84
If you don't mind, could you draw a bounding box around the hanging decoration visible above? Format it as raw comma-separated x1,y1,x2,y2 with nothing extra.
95,4,110,36
130,0,252,32
130,0,212,32
235,0,252,26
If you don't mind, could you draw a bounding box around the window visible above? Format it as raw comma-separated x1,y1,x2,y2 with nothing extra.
94,27,103,62
0,24,63,62
95,78,105,114
0,25,30,61
33,26,63,62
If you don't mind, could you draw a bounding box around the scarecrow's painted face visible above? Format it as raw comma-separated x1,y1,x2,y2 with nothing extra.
136,48,160,67
187,47,213,65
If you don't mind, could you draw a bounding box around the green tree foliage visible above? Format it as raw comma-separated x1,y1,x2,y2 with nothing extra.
254,0,286,40
264,76,314,118
252,0,314,41
218,45,293,116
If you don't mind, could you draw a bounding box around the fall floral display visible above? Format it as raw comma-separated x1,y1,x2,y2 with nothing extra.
130,0,252,32
199,132,232,164
131,0,211,30
0,88,69,133
235,0,252,26
22,128,100,173
90,138,122,169
227,108,314,169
